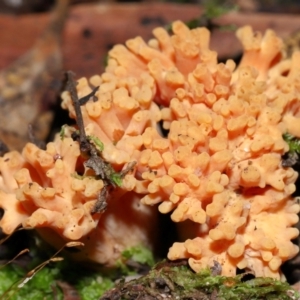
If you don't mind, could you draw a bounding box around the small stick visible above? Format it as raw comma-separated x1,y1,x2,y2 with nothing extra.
65,71,89,152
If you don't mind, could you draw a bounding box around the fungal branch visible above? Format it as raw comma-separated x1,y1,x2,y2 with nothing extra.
65,71,135,213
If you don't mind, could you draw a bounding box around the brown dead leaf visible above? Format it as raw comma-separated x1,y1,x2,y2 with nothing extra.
0,0,69,151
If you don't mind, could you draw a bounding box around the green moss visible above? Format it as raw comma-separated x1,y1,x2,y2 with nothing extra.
0,264,21,295
77,276,114,300
202,0,238,19
1,252,298,300
0,261,116,300
121,245,155,267
100,263,300,300
0,245,155,299
173,0,237,32
109,172,122,187
59,125,66,140
170,266,297,299
283,132,300,153
0,264,63,300
88,135,104,152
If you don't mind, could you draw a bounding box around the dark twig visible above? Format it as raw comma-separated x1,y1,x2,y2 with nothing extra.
91,187,108,214
119,161,137,178
65,71,135,214
66,71,89,153
78,86,99,105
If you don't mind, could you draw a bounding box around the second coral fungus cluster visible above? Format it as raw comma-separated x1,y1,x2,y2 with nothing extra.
1,21,300,280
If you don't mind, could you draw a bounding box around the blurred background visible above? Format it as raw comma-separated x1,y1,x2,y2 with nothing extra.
1,0,300,14
1,0,300,77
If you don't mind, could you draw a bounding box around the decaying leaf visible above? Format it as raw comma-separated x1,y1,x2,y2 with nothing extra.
0,0,70,151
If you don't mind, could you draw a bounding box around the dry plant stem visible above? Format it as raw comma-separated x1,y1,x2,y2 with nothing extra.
27,124,45,150
78,86,99,106
66,71,89,151
66,71,109,214
65,71,134,214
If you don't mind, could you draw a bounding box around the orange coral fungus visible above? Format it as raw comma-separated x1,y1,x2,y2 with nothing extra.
0,60,161,265
61,77,161,166
0,151,28,234
67,21,298,279
0,133,157,266
0,137,103,239
0,21,300,278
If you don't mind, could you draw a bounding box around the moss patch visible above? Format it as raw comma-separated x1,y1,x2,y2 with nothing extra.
0,244,155,299
100,261,299,300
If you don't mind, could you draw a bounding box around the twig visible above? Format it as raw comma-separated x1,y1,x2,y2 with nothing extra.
65,71,135,214
91,187,108,214
66,71,89,152
78,86,99,105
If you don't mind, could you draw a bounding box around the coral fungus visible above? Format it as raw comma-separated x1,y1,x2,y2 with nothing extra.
1,21,300,279
0,101,158,266
79,21,298,279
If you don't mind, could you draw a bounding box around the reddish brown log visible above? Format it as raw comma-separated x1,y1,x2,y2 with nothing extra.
1,3,300,78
